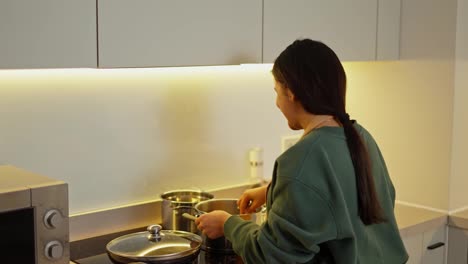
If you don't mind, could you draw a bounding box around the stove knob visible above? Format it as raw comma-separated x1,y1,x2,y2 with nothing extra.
45,241,63,260
44,209,63,229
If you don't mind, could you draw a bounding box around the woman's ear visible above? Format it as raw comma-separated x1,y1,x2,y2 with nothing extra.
286,88,295,101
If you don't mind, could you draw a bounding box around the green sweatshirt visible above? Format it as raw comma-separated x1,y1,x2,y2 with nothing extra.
224,124,408,264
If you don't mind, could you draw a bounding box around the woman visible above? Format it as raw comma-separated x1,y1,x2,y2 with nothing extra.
195,39,408,264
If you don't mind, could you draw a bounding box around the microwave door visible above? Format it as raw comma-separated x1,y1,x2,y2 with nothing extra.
0,207,36,263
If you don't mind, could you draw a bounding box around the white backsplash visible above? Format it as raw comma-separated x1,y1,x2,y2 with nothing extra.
0,66,290,214
0,60,455,213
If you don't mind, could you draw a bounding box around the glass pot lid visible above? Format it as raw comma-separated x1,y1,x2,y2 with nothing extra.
106,224,202,263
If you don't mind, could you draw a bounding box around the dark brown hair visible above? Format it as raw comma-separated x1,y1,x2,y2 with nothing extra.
272,39,385,225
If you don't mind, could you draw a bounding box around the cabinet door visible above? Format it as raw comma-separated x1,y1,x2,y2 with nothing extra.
263,0,400,62
98,0,262,68
0,0,97,69
422,226,447,264
263,0,378,62
447,227,468,264
402,232,423,264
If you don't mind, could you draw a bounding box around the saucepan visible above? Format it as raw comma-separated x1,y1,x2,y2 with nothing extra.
160,189,214,233
106,224,202,263
183,198,266,253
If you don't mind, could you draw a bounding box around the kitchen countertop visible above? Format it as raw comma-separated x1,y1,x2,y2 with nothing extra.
448,208,468,230
70,182,264,242
69,183,452,242
69,182,456,260
67,204,456,264
394,203,447,237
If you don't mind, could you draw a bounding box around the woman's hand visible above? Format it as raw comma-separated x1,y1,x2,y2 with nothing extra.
237,185,268,214
195,210,231,239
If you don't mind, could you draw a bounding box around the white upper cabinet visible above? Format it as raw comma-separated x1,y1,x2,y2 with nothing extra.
376,0,401,60
0,0,97,69
0,0,400,69
98,0,262,68
263,0,401,62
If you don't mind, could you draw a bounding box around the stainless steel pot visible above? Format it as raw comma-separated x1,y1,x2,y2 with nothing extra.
161,190,214,233
194,198,266,253
106,224,202,264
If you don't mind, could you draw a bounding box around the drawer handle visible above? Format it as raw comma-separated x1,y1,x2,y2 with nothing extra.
427,242,445,250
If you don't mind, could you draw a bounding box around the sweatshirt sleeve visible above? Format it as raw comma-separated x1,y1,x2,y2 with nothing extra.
224,178,338,264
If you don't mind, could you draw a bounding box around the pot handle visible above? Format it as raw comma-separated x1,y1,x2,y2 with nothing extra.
174,206,206,215
182,213,198,221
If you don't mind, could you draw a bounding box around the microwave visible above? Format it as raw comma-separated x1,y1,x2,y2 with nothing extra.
0,165,69,264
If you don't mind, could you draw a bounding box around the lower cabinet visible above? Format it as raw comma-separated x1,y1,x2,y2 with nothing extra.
402,225,447,264
447,226,468,264
403,232,423,264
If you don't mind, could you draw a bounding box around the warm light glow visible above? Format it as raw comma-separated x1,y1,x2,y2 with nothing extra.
0,64,269,75
240,63,273,70
0,64,276,84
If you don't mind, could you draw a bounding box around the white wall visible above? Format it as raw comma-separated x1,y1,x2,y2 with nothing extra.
346,61,453,211
450,0,468,211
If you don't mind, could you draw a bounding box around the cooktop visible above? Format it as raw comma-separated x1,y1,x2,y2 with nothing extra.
72,249,243,264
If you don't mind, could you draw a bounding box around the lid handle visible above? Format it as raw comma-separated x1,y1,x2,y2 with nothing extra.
147,224,162,242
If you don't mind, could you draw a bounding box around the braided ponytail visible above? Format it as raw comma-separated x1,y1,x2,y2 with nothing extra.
337,113,386,225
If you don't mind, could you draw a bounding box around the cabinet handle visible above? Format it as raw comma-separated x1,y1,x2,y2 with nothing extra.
427,242,445,250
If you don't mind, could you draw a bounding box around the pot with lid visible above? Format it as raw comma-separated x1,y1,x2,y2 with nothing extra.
161,190,214,233
106,224,202,264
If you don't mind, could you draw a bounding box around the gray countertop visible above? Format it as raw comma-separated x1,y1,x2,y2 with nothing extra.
69,183,453,241
394,203,447,236
448,209,468,229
